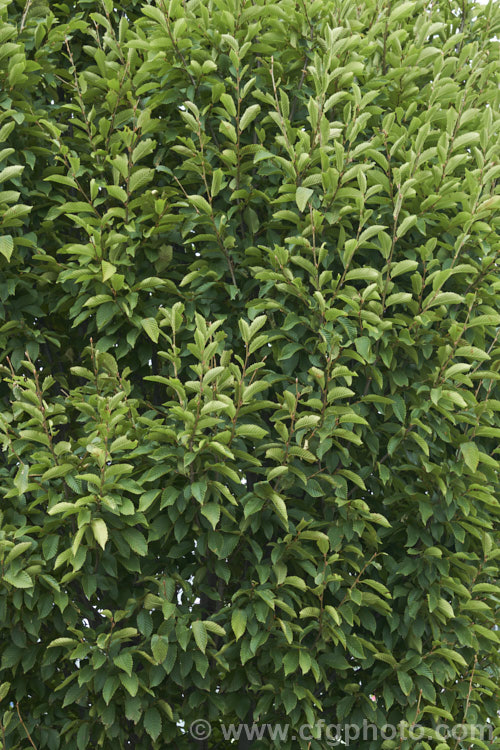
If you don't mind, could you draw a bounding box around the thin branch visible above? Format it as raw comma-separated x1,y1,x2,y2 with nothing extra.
16,702,38,750
19,0,33,31
158,0,196,87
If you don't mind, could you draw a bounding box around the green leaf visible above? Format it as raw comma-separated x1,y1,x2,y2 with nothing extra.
235,424,268,439
125,695,142,723
48,502,78,516
211,168,224,197
390,1,415,22
107,184,128,202
325,605,341,626
114,652,133,677
271,494,288,526
231,609,247,641
118,672,139,698
426,292,464,308
200,503,220,530
220,93,236,117
192,621,208,653
137,611,154,638
396,214,417,238
142,4,167,25
385,292,412,307
0,234,14,261
77,723,90,750
151,634,169,663
390,259,419,277
397,670,413,695
132,138,156,164
392,394,406,423
239,103,260,131
44,174,78,188
121,529,147,556
188,194,212,214
368,513,392,528
358,225,387,244
119,672,138,697
409,431,429,456
295,186,313,212
144,707,162,741
328,386,355,401
337,469,366,490
0,682,11,702
102,676,120,705
5,541,31,564
0,165,24,183
129,167,154,193
14,463,29,495
254,149,275,164
294,415,320,430
102,261,117,282
141,317,160,342
284,576,307,591
91,519,108,550
203,621,225,637
41,464,74,481
47,637,78,649
345,267,379,281
461,441,479,472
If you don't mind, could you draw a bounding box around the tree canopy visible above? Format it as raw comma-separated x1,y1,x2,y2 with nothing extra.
0,0,499,747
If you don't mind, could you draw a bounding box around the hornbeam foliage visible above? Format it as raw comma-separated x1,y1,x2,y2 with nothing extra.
0,0,499,747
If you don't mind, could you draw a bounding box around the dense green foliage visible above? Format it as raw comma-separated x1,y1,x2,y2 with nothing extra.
0,0,499,747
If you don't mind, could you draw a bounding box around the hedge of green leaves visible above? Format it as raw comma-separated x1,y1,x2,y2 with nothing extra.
0,0,499,747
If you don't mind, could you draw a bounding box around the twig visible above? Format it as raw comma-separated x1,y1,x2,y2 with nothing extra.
452,655,477,750
338,553,378,608
158,0,196,87
289,0,313,122
19,0,33,31
381,0,393,76
457,0,466,54
16,702,38,750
